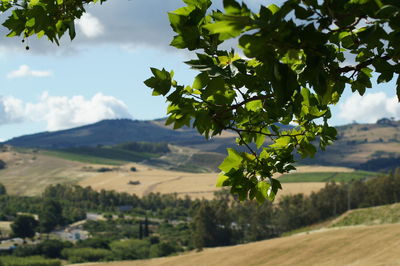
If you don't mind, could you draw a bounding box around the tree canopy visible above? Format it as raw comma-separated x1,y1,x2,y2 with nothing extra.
2,0,400,202
11,214,38,239
0,0,105,45
145,0,400,201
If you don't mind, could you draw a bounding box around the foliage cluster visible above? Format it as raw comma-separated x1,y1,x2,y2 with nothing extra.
11,215,38,239
145,0,400,201
0,0,105,45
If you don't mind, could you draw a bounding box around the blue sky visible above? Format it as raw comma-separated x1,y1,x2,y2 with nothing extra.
0,0,399,141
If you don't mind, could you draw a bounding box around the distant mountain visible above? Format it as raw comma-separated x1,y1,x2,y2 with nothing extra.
3,119,206,149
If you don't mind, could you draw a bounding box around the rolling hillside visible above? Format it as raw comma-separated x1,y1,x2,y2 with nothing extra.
0,146,346,199
302,119,400,170
2,118,400,171
330,202,400,227
0,118,398,198
71,222,400,266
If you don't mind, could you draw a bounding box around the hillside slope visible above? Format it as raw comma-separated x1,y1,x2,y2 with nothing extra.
0,147,335,199
330,202,400,227
3,119,400,170
303,120,400,170
72,223,400,266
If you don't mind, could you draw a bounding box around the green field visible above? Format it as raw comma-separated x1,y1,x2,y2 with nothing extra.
42,146,162,165
279,171,379,183
42,150,127,165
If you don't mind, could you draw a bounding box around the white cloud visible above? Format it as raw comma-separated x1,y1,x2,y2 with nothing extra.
0,92,132,131
6,65,52,79
76,13,104,38
0,96,25,124
339,92,400,123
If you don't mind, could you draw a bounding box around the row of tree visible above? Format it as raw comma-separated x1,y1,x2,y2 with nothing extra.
191,168,400,249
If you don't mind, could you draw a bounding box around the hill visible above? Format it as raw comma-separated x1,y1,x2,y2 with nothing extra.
2,119,235,154
330,202,400,227
3,118,400,171
302,119,400,170
70,222,400,266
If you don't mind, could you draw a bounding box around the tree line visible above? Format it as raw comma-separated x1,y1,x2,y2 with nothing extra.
191,168,400,249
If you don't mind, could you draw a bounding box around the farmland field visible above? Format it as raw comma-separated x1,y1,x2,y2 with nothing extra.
0,148,363,199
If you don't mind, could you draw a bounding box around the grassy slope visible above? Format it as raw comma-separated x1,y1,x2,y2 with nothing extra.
42,150,128,165
70,223,400,266
330,202,400,227
0,150,89,196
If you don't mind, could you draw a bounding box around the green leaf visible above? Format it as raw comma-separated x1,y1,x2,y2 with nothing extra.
255,181,270,203
255,133,266,149
219,148,242,172
245,99,262,111
26,18,35,27
267,178,282,201
192,72,209,90
216,173,229,187
270,136,292,149
203,19,247,40
144,68,172,96
268,4,279,14
376,5,399,18
68,21,76,40
29,0,40,6
37,30,45,39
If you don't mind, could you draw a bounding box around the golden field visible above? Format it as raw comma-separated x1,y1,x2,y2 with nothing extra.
0,149,353,200
70,223,400,266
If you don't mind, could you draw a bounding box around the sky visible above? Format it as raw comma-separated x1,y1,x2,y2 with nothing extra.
0,0,399,141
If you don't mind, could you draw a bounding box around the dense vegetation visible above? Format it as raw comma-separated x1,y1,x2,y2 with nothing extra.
0,169,400,263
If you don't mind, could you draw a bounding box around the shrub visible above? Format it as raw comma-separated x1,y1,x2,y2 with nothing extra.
110,239,150,260
0,256,61,266
38,240,72,258
97,167,112,172
76,237,110,249
61,247,113,263
13,245,40,257
149,242,178,258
